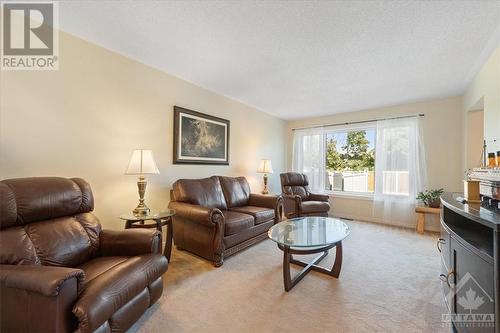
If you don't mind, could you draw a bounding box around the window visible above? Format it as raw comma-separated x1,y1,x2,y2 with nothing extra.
325,127,376,193
373,117,426,201
292,116,426,203
376,125,410,196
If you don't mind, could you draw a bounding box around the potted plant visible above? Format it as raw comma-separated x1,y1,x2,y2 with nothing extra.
416,189,444,208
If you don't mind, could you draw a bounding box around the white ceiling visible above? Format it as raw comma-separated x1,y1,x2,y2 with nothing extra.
59,1,500,120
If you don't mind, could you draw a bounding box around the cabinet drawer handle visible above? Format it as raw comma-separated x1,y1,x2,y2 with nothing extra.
437,238,445,253
439,273,448,286
439,270,454,288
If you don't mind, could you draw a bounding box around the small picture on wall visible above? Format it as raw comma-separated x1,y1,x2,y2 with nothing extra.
173,106,230,165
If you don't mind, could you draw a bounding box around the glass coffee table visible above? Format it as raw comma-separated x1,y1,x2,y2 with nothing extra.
268,216,350,291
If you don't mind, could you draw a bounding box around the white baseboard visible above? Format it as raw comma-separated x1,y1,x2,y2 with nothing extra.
329,212,440,233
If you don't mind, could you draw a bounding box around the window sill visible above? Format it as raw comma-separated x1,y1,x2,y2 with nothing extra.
325,191,374,201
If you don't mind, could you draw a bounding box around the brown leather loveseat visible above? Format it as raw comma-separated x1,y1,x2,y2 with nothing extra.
168,176,283,267
280,172,331,218
0,177,168,333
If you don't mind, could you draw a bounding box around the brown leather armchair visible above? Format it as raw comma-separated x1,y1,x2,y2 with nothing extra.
168,176,283,267
0,177,168,333
280,172,331,218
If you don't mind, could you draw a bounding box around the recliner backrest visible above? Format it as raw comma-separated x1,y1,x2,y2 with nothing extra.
280,172,310,200
0,177,101,266
218,176,251,208
171,176,227,210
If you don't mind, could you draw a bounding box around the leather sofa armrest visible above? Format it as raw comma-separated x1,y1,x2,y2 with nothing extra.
308,193,330,202
168,201,224,228
283,194,302,204
0,264,84,297
282,194,301,217
0,265,83,332
100,229,162,256
249,193,282,209
249,194,284,222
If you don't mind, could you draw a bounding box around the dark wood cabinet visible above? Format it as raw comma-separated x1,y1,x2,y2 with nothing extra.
440,221,453,313
452,237,495,333
440,193,500,333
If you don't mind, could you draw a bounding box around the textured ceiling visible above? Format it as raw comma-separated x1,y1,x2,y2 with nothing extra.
59,1,500,120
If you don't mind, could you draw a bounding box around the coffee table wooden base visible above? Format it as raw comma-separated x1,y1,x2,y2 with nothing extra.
278,241,343,292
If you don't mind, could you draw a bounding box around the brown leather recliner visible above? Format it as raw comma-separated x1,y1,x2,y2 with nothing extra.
280,172,331,218
168,176,283,267
0,177,168,333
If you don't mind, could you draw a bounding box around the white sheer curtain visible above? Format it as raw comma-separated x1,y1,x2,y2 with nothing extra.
292,128,326,192
374,116,427,203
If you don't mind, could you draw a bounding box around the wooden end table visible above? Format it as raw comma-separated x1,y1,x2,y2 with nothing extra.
415,206,440,234
120,210,175,261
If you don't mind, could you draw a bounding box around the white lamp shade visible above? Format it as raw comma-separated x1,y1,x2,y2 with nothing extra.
125,149,160,175
257,159,273,174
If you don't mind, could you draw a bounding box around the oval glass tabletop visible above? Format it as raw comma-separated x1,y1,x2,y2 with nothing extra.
119,209,175,221
268,216,350,247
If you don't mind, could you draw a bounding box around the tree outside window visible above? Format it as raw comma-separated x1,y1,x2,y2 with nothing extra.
325,129,376,192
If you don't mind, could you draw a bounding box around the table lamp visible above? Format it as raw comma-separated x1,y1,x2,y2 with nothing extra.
257,159,273,194
125,149,160,216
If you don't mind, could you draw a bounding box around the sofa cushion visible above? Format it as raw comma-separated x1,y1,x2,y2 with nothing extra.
218,176,251,207
222,211,254,236
230,206,275,224
78,256,128,284
0,226,40,265
223,228,254,249
172,176,227,210
300,201,330,214
0,182,17,229
23,213,101,267
280,173,310,199
73,254,168,333
0,177,94,227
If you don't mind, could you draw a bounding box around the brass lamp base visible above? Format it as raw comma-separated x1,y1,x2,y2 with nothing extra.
133,175,151,217
262,173,269,194
133,204,150,217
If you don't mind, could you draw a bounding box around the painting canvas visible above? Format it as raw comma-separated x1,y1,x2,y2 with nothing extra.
173,106,230,164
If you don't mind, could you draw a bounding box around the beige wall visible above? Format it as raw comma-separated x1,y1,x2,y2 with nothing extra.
0,31,286,229
2,31,496,234
466,110,484,170
285,96,463,231
463,45,500,168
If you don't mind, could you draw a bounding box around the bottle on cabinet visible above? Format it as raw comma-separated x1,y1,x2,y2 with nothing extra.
488,152,497,168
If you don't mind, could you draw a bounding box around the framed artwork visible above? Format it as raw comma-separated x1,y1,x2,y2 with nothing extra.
173,106,230,165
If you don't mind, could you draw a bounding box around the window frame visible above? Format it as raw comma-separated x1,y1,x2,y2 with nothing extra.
323,122,377,196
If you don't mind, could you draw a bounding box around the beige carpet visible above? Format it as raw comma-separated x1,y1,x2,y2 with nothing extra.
130,220,448,333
